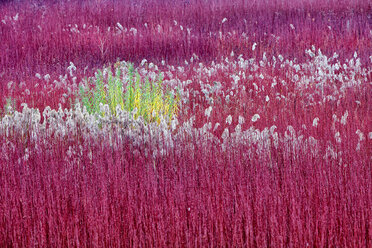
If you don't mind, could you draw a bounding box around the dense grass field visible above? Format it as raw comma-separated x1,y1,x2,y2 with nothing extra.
0,0,371,247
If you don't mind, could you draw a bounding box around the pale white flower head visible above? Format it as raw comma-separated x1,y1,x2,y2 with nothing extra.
356,129,365,141
235,124,241,133
204,106,213,118
313,117,319,127
356,143,361,151
226,115,232,125
67,62,76,77
213,123,220,132
340,111,348,125
117,22,124,31
202,122,212,132
270,125,277,134
221,128,229,140
140,59,147,66
130,27,137,35
252,42,257,51
287,125,295,136
332,114,338,122
171,118,179,131
44,74,51,82
99,103,110,116
238,116,245,125
7,81,14,90
31,108,41,125
251,114,260,122
335,132,341,143
13,13,19,21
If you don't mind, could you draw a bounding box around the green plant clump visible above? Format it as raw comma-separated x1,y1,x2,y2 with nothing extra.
76,63,180,126
0,96,17,118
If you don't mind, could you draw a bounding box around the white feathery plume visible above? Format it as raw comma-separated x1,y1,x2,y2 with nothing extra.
251,114,260,122
226,115,232,125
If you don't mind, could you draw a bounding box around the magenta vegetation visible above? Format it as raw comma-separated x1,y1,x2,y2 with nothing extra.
0,0,371,247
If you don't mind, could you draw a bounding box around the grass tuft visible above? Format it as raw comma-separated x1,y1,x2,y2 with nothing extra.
75,62,180,126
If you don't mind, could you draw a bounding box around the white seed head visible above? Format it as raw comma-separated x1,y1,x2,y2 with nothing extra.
44,74,51,82
7,81,14,89
251,114,260,122
130,27,137,35
356,129,365,141
213,123,220,132
204,106,213,118
221,128,229,140
332,114,338,122
235,124,241,133
335,132,341,143
313,117,319,127
117,22,124,31
238,116,245,125
340,111,348,125
13,13,19,21
287,125,295,136
202,122,212,132
171,118,179,131
252,43,257,51
226,115,232,125
270,125,277,134
140,59,147,66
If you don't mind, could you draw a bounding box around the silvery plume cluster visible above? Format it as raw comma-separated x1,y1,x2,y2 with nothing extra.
0,101,178,158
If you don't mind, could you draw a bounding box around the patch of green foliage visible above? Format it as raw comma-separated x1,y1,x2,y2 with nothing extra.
0,96,16,118
75,62,180,125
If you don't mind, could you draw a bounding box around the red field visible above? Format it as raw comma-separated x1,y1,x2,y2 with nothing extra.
0,0,371,247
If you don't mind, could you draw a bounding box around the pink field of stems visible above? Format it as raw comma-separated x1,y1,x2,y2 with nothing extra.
0,0,371,247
